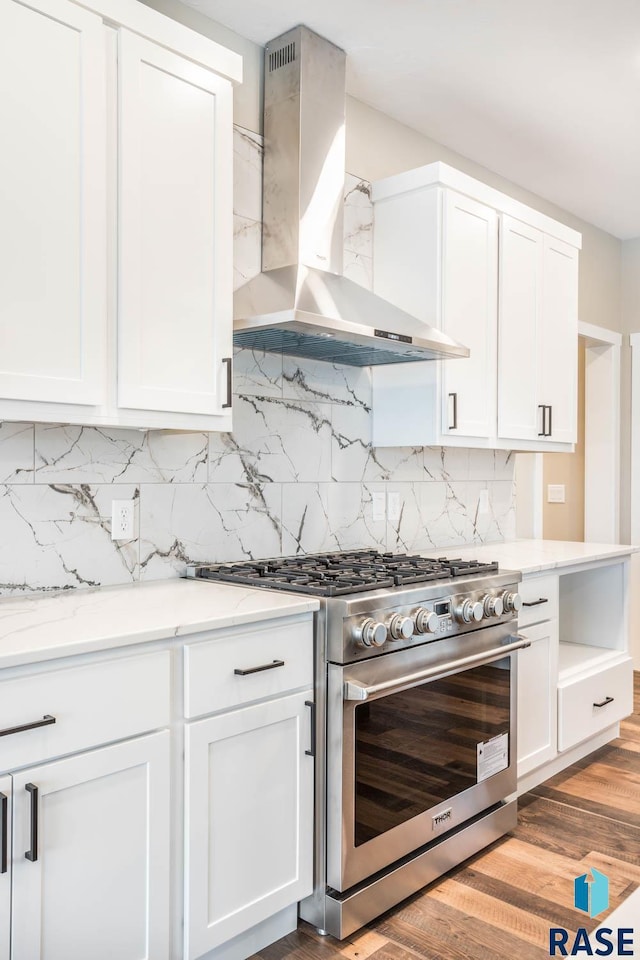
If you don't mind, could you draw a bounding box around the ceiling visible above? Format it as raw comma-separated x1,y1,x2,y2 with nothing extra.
182,0,640,239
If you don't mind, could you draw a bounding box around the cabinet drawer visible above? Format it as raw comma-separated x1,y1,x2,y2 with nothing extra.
184,618,313,719
518,574,559,627
558,657,633,751
0,651,170,773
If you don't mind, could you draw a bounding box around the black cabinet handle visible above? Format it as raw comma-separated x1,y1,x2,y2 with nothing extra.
522,598,549,607
0,793,7,875
305,700,316,757
538,404,546,436
448,392,458,430
0,714,56,738
547,404,553,437
234,659,285,676
593,696,614,709
25,784,38,863
222,357,232,409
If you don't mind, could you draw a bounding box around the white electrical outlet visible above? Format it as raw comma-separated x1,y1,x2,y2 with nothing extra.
547,484,566,503
387,492,401,525
111,500,135,541
372,491,386,522
478,489,490,515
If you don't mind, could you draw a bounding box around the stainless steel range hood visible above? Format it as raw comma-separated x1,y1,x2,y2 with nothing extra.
233,26,469,367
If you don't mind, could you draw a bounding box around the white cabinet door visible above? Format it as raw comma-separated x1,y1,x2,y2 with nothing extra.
538,235,579,444
441,191,498,439
0,0,107,406
118,30,233,416
184,691,314,960
11,732,170,960
0,776,10,960
498,216,544,442
517,620,558,777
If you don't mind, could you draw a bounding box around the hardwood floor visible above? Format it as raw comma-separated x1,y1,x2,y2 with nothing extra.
253,673,640,960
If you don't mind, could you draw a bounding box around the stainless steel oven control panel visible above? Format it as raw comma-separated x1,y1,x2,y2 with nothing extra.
341,585,521,661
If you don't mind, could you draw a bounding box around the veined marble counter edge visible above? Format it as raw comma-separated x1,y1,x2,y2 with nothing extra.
433,538,639,576
0,540,637,670
0,579,319,670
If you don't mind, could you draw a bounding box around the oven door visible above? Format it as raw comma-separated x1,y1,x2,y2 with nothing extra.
326,622,529,892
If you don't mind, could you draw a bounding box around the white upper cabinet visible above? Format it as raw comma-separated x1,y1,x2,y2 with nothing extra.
538,235,579,444
371,162,581,451
0,0,240,431
372,186,497,446
498,217,544,443
440,191,498,439
0,0,107,407
118,31,233,418
498,220,578,445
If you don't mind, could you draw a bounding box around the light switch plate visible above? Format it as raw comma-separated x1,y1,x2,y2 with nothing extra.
478,489,490,515
547,484,566,504
372,491,386,522
387,492,401,525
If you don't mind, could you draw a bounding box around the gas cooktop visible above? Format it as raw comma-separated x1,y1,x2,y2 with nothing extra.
188,550,499,598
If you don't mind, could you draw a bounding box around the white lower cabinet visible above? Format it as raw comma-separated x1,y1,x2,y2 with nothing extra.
7,731,170,960
184,690,314,960
558,657,633,752
0,775,10,960
517,620,558,777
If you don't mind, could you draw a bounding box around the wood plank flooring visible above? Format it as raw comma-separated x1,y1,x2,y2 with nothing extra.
253,673,640,960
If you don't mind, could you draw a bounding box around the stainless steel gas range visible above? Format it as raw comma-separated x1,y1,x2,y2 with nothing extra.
189,550,528,940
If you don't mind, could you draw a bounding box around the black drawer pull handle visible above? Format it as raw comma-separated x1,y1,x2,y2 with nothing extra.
222,357,232,409
448,392,458,430
234,659,285,676
0,793,7,875
593,696,614,709
305,700,316,757
25,783,38,863
522,598,549,607
0,715,56,738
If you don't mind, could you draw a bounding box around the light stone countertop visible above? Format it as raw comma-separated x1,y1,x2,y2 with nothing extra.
0,579,319,670
433,538,638,576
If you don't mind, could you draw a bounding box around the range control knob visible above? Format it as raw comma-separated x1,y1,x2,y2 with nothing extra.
455,599,484,624
482,595,504,618
354,618,387,648
501,591,523,613
415,608,439,635
388,615,414,641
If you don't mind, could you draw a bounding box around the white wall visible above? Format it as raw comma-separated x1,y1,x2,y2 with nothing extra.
345,98,622,336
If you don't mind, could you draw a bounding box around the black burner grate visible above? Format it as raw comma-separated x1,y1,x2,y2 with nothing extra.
192,550,499,597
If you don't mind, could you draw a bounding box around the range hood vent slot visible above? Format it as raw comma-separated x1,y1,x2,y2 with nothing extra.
268,41,296,72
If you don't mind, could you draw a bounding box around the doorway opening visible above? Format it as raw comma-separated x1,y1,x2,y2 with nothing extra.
515,322,621,543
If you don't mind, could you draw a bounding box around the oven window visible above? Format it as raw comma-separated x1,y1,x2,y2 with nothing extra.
354,660,511,846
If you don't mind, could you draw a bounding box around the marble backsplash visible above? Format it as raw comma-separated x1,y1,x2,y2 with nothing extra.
0,127,515,595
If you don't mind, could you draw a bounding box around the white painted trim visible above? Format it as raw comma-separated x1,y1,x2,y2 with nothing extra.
630,333,640,545
371,161,582,248
68,0,243,83
578,320,622,346
515,453,544,539
584,336,621,543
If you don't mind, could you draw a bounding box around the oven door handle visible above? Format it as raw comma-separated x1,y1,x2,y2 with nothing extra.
343,635,531,702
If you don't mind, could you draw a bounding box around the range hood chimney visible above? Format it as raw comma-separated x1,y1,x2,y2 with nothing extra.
233,26,469,367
